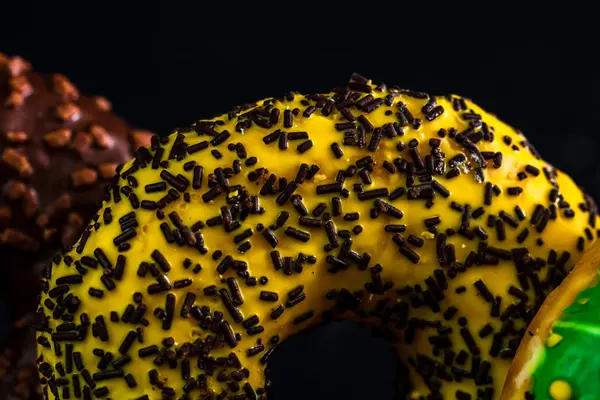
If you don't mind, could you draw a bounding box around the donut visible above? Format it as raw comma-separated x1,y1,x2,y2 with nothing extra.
35,74,598,400
0,52,153,265
501,239,600,400
0,52,152,399
0,52,154,296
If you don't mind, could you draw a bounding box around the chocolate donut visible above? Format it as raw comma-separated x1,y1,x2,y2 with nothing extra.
0,52,152,399
36,74,598,400
0,53,152,266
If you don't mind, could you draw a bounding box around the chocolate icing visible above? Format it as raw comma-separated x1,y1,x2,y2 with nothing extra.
0,53,151,399
0,54,150,255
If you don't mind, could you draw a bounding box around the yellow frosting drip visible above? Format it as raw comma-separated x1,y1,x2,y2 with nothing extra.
36,79,597,400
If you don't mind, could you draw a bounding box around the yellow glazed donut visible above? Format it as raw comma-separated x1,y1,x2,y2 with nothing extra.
36,75,598,400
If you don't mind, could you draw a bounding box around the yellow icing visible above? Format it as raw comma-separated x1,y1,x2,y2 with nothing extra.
36,80,597,399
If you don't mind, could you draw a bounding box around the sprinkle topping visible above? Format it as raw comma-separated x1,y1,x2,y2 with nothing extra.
35,75,597,400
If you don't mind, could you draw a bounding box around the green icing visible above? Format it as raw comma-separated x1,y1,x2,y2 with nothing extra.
532,272,600,400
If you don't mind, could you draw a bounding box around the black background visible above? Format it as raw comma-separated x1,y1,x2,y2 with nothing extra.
4,29,599,398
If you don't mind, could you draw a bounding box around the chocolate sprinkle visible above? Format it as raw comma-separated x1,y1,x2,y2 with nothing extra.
31,73,600,400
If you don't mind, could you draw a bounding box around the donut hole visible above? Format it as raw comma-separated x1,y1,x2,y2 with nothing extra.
266,321,410,399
